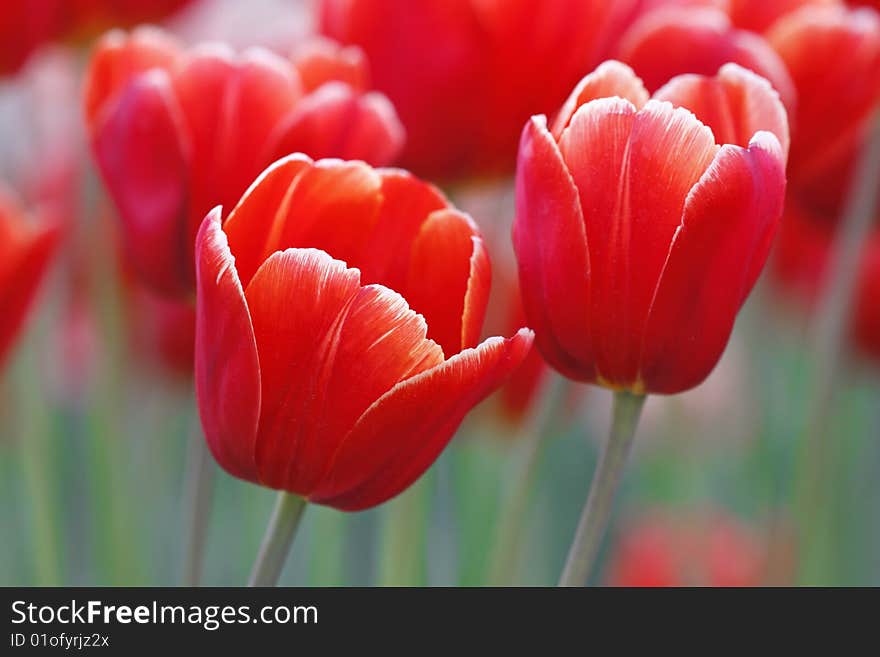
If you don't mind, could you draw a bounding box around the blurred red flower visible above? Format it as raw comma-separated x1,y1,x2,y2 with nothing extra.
84,27,403,299
0,0,193,75
606,510,776,587
767,5,880,212
194,154,532,510
320,0,629,180
513,62,788,394
765,5,880,360
0,186,61,369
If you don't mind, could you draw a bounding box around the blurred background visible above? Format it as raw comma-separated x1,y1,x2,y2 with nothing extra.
1,0,879,586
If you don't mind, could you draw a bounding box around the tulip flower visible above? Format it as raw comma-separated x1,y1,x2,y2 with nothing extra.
515,61,788,395
614,5,796,107
763,5,880,360
0,186,60,369
320,0,629,180
197,154,531,509
513,61,787,586
194,154,531,583
84,27,404,299
766,5,880,210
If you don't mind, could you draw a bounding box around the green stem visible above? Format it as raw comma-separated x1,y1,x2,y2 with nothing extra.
795,113,880,584
487,373,566,585
379,475,430,586
182,422,215,586
248,492,307,587
558,390,645,587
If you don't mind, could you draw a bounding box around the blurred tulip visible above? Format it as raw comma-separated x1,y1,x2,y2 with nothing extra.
194,154,532,511
320,0,629,180
614,5,796,107
606,509,778,586
84,27,404,299
513,61,788,394
765,5,880,361
0,0,193,75
767,5,880,212
0,186,61,369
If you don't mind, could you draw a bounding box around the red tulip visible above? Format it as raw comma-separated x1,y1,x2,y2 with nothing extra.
764,5,880,362
194,154,532,511
614,5,796,107
767,5,880,212
606,510,776,587
513,61,788,394
320,0,628,180
0,186,61,369
84,27,404,299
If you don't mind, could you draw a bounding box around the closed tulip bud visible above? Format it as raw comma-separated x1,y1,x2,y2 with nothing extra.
513,61,788,394
84,27,404,299
195,154,532,511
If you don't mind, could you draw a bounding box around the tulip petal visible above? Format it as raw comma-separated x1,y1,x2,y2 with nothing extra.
513,115,594,381
291,282,444,492
244,248,360,491
768,6,880,188
266,82,404,166
654,63,790,156
173,46,303,236
292,36,370,92
244,248,444,493
617,7,795,108
639,132,786,393
194,208,262,482
552,60,650,138
223,154,314,288
403,208,486,355
310,328,534,510
83,26,181,127
358,169,448,289
559,98,718,386
93,71,192,298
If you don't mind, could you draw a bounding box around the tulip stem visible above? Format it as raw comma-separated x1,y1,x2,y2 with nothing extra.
487,373,566,585
559,390,645,587
248,492,307,586
796,112,880,583
182,422,215,586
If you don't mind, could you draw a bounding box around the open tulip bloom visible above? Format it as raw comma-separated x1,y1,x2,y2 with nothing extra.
513,60,788,585
194,154,532,584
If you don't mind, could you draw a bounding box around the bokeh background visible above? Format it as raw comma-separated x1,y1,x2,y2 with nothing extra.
1,0,879,586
